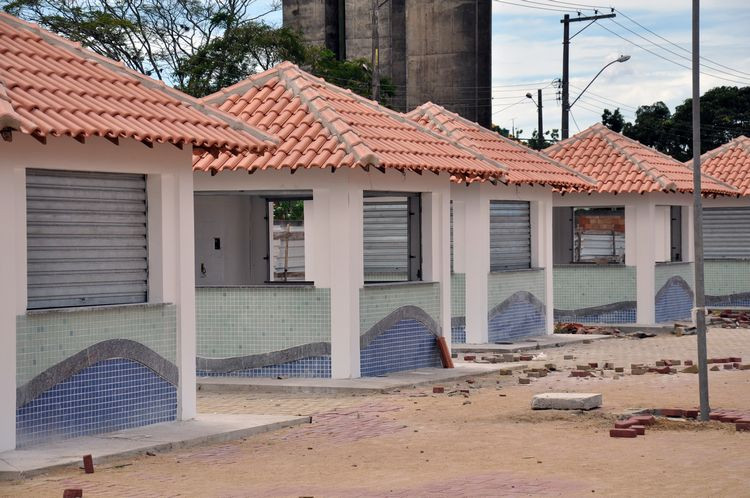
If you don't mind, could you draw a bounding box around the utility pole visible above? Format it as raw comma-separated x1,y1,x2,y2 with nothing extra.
691,0,710,421
537,88,544,148
560,11,616,139
371,0,380,102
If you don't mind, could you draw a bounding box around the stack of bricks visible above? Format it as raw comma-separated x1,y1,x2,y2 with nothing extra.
653,408,750,432
708,310,750,329
610,415,654,438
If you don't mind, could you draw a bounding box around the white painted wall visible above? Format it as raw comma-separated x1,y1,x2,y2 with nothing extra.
0,134,196,450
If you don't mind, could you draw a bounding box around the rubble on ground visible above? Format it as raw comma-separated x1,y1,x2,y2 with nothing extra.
707,309,750,329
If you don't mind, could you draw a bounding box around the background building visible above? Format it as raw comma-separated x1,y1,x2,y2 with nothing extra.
282,0,492,127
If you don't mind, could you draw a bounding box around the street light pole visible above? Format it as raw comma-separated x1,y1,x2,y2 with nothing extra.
691,0,710,422
568,55,630,110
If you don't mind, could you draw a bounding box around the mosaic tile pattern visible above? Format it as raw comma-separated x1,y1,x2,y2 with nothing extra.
655,263,694,323
487,269,546,309
360,319,441,377
197,355,331,378
17,304,176,387
16,358,176,448
359,283,441,335
451,273,466,318
196,287,331,357
488,294,546,342
553,265,636,311
554,307,637,324
705,260,750,304
451,324,466,344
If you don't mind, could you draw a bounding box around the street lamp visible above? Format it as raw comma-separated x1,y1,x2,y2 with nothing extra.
526,89,544,150
562,55,631,138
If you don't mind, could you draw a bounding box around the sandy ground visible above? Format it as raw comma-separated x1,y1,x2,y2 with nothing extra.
3,330,750,497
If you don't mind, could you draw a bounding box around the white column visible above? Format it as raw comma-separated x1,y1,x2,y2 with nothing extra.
421,190,452,347
175,170,197,420
538,199,555,334
0,166,22,451
314,185,362,378
635,201,657,324
463,189,489,343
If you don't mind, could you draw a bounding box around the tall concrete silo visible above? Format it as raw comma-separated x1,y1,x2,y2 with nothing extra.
283,0,492,127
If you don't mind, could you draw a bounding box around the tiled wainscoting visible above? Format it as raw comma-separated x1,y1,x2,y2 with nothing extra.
359,283,442,376
553,265,637,324
705,260,750,307
487,269,546,342
196,286,332,378
16,304,177,447
655,262,694,323
451,273,466,343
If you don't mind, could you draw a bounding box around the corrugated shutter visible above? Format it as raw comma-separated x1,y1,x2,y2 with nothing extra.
490,201,531,271
363,198,409,280
704,207,750,259
26,169,148,309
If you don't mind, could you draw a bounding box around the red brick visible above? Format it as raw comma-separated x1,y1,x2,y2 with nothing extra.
614,419,637,429
684,409,699,419
570,370,593,378
660,409,684,418
723,363,735,370
633,415,655,426
610,428,638,438
684,360,694,366
720,414,743,423
519,355,534,361
63,490,83,498
588,362,599,368
729,357,742,363
709,412,725,421
463,355,476,361
654,366,672,374
432,386,445,394
631,425,646,435
736,422,750,432
83,454,94,474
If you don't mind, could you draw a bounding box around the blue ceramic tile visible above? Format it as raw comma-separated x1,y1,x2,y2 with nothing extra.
360,319,441,377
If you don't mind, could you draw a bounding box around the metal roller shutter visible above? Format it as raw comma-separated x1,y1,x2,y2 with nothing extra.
363,198,409,280
490,201,531,271
704,207,750,259
26,169,148,309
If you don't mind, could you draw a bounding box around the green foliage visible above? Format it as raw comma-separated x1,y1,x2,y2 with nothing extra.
527,128,560,150
602,86,750,161
601,108,625,133
273,200,304,221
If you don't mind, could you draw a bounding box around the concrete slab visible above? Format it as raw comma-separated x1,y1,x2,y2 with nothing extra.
0,413,309,480
197,365,519,395
531,392,603,410
453,333,614,353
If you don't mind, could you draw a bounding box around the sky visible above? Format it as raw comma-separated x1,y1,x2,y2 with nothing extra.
251,1,750,139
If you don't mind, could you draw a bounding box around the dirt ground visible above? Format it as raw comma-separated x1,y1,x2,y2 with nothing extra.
3,329,750,497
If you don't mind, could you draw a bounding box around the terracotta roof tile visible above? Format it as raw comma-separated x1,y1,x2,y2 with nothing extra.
698,136,750,196
194,62,508,182
0,13,276,153
544,123,736,195
406,102,595,189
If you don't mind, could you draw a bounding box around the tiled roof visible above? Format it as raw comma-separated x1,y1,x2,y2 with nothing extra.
0,13,277,153
543,123,736,195
698,136,750,196
194,62,508,183
406,102,595,189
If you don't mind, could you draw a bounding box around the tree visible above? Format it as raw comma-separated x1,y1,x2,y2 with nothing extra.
527,128,560,150
601,108,625,133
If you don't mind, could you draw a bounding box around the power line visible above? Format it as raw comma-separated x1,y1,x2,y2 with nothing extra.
615,8,750,78
492,0,579,14
492,97,528,116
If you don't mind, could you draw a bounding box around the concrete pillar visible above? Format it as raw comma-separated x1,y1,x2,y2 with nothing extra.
421,190,452,347
463,189,489,343
635,201,657,324
313,185,362,378
0,166,22,451
538,199,555,334
175,170,197,420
